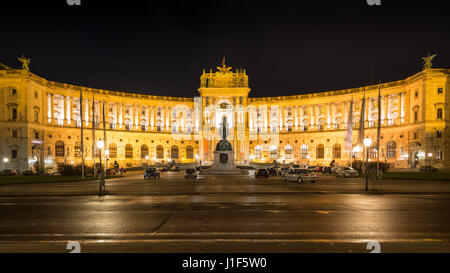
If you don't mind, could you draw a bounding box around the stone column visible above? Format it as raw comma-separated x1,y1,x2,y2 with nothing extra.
327,103,331,129
47,93,52,123
66,96,71,125
400,92,405,123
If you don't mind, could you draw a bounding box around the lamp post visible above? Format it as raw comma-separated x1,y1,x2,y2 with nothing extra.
3,158,8,170
363,138,372,191
145,155,149,167
96,140,105,196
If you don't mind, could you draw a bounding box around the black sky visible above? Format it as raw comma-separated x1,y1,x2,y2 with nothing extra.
1,0,449,97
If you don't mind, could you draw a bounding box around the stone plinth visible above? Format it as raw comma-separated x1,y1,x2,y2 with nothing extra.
207,150,242,175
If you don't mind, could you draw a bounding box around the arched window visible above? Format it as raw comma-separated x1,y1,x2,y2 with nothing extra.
171,145,179,159
141,144,149,159
109,143,117,158
125,144,133,158
255,145,262,159
156,145,164,159
270,145,277,159
74,141,82,157
55,141,65,157
386,141,396,158
300,144,308,158
285,145,293,159
316,144,324,158
186,145,194,159
332,143,341,158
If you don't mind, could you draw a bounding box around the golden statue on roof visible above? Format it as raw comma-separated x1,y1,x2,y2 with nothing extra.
422,53,437,69
217,56,232,72
18,55,31,71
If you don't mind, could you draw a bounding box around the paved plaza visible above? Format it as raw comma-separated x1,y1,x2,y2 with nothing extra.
1,171,450,252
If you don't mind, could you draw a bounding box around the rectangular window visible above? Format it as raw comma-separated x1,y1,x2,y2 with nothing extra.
141,125,147,131
12,108,17,120
11,149,17,159
437,108,443,119
437,130,442,138
34,111,39,122
414,111,418,122
438,88,443,94
11,89,17,95
436,150,443,160
12,130,17,138
414,132,417,139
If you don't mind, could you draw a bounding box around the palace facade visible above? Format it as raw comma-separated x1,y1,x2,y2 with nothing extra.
1,59,449,172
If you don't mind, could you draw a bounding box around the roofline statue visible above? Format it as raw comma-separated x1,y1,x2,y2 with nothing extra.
422,53,437,70
18,55,31,71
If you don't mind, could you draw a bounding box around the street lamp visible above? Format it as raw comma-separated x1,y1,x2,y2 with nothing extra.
3,158,8,170
145,155,149,166
96,140,105,196
363,138,372,191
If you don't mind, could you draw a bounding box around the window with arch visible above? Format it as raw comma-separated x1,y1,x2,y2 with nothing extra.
332,143,341,158
186,145,194,159
141,144,149,159
156,145,164,159
386,141,396,158
270,145,277,159
108,143,117,158
300,144,308,158
437,108,443,119
171,145,179,159
55,141,65,157
74,141,82,157
316,144,324,158
285,145,293,159
125,144,133,158
255,145,262,159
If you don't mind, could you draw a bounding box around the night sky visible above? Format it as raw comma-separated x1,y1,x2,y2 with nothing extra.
1,0,449,97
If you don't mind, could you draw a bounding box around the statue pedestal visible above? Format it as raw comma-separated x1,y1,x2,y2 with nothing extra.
207,150,242,175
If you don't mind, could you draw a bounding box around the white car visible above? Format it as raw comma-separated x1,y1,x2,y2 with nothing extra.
335,167,358,178
282,168,318,183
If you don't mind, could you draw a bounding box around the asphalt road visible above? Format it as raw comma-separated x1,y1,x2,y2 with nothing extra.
1,171,450,253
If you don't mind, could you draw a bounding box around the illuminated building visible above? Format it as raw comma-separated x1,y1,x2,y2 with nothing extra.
0,58,448,172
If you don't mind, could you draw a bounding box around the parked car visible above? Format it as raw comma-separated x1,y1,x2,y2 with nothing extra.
0,169,18,176
282,168,318,183
291,164,300,169
144,167,160,179
255,168,269,178
21,169,37,176
316,166,323,172
159,167,168,172
184,168,198,178
335,166,359,178
322,166,332,174
170,166,180,172
418,166,439,172
307,165,317,172
267,167,278,176
277,167,290,176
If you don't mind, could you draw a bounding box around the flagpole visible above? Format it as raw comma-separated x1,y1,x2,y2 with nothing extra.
376,81,381,179
80,89,85,178
92,91,96,178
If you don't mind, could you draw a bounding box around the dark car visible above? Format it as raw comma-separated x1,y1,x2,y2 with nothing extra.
184,168,198,178
144,167,160,178
255,168,269,178
418,166,439,172
267,167,278,176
